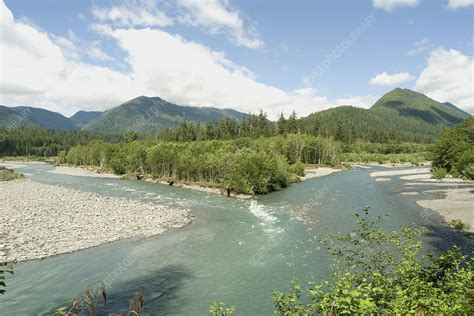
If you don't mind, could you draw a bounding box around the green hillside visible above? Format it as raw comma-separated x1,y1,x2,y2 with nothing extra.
371,88,469,125
83,96,248,134
9,106,77,130
299,88,470,143
0,106,36,128
70,110,103,127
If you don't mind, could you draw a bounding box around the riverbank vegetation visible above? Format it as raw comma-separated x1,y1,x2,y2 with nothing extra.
432,117,474,180
273,208,474,314
58,135,341,194
0,262,13,295
0,166,23,181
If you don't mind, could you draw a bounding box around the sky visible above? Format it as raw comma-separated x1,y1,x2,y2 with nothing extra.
0,0,473,118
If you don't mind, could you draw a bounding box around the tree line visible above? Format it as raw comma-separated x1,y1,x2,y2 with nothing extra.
0,127,123,157
159,109,442,143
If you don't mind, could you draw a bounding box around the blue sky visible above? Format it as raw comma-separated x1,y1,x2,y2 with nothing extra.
1,0,473,117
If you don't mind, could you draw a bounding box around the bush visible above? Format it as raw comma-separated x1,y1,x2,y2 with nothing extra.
0,168,24,181
288,161,305,177
432,117,473,177
456,150,474,180
448,219,470,231
272,207,474,315
432,167,448,180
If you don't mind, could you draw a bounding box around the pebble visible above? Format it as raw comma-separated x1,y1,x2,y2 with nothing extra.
0,180,192,262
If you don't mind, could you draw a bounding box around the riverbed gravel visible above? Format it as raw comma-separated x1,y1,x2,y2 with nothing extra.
0,180,192,262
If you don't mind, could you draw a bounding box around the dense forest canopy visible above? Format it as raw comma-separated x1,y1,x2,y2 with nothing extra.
432,117,474,179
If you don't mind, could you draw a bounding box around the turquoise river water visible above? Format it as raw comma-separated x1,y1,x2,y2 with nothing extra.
1,163,472,315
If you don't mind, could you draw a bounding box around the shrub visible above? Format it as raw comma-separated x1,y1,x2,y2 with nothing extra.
432,167,447,180
448,219,470,231
456,150,474,180
288,161,305,177
272,207,474,315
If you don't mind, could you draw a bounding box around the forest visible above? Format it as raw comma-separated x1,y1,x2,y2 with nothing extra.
432,117,474,179
1,114,472,194
58,135,340,194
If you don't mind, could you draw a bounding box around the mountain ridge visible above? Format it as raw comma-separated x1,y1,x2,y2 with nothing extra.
83,96,248,134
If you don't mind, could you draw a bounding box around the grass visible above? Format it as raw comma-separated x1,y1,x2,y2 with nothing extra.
447,219,470,231
0,166,24,181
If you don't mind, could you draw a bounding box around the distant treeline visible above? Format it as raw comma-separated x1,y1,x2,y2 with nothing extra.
0,127,125,157
159,110,442,143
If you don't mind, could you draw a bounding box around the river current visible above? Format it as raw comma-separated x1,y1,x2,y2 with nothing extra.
1,163,472,315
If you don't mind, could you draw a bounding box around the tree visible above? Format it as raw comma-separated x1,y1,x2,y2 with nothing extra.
432,117,474,179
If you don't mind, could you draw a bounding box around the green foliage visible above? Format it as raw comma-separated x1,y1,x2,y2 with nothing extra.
0,167,24,181
288,161,305,177
0,127,121,157
447,219,470,231
340,152,431,164
159,89,470,145
0,262,14,295
432,167,448,180
61,134,342,194
209,302,236,316
273,207,474,315
432,117,474,179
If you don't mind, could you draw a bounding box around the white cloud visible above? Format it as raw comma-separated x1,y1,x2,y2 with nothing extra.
447,0,474,9
373,0,419,11
176,0,263,49
407,38,433,56
87,41,113,62
369,72,416,86
0,0,373,119
92,0,173,27
0,0,138,114
415,48,473,113
52,30,112,62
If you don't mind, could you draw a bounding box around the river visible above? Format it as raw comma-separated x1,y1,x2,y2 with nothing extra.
1,163,472,315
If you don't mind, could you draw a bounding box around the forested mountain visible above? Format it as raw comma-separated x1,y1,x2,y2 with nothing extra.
0,106,35,128
13,106,78,130
70,111,103,127
299,89,470,143
0,89,469,140
0,105,77,130
83,96,248,134
371,88,469,125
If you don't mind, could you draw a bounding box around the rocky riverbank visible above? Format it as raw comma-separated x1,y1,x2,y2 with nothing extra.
0,180,192,262
370,165,474,233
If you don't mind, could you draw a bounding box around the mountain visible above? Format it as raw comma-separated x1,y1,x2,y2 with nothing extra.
299,88,471,143
0,106,36,128
70,111,103,127
371,88,469,126
83,96,248,134
13,106,78,130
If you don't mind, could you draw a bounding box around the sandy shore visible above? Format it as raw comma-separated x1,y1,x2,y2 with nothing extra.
301,167,341,180
49,165,120,178
370,168,430,178
417,188,474,232
367,165,474,232
0,180,192,262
